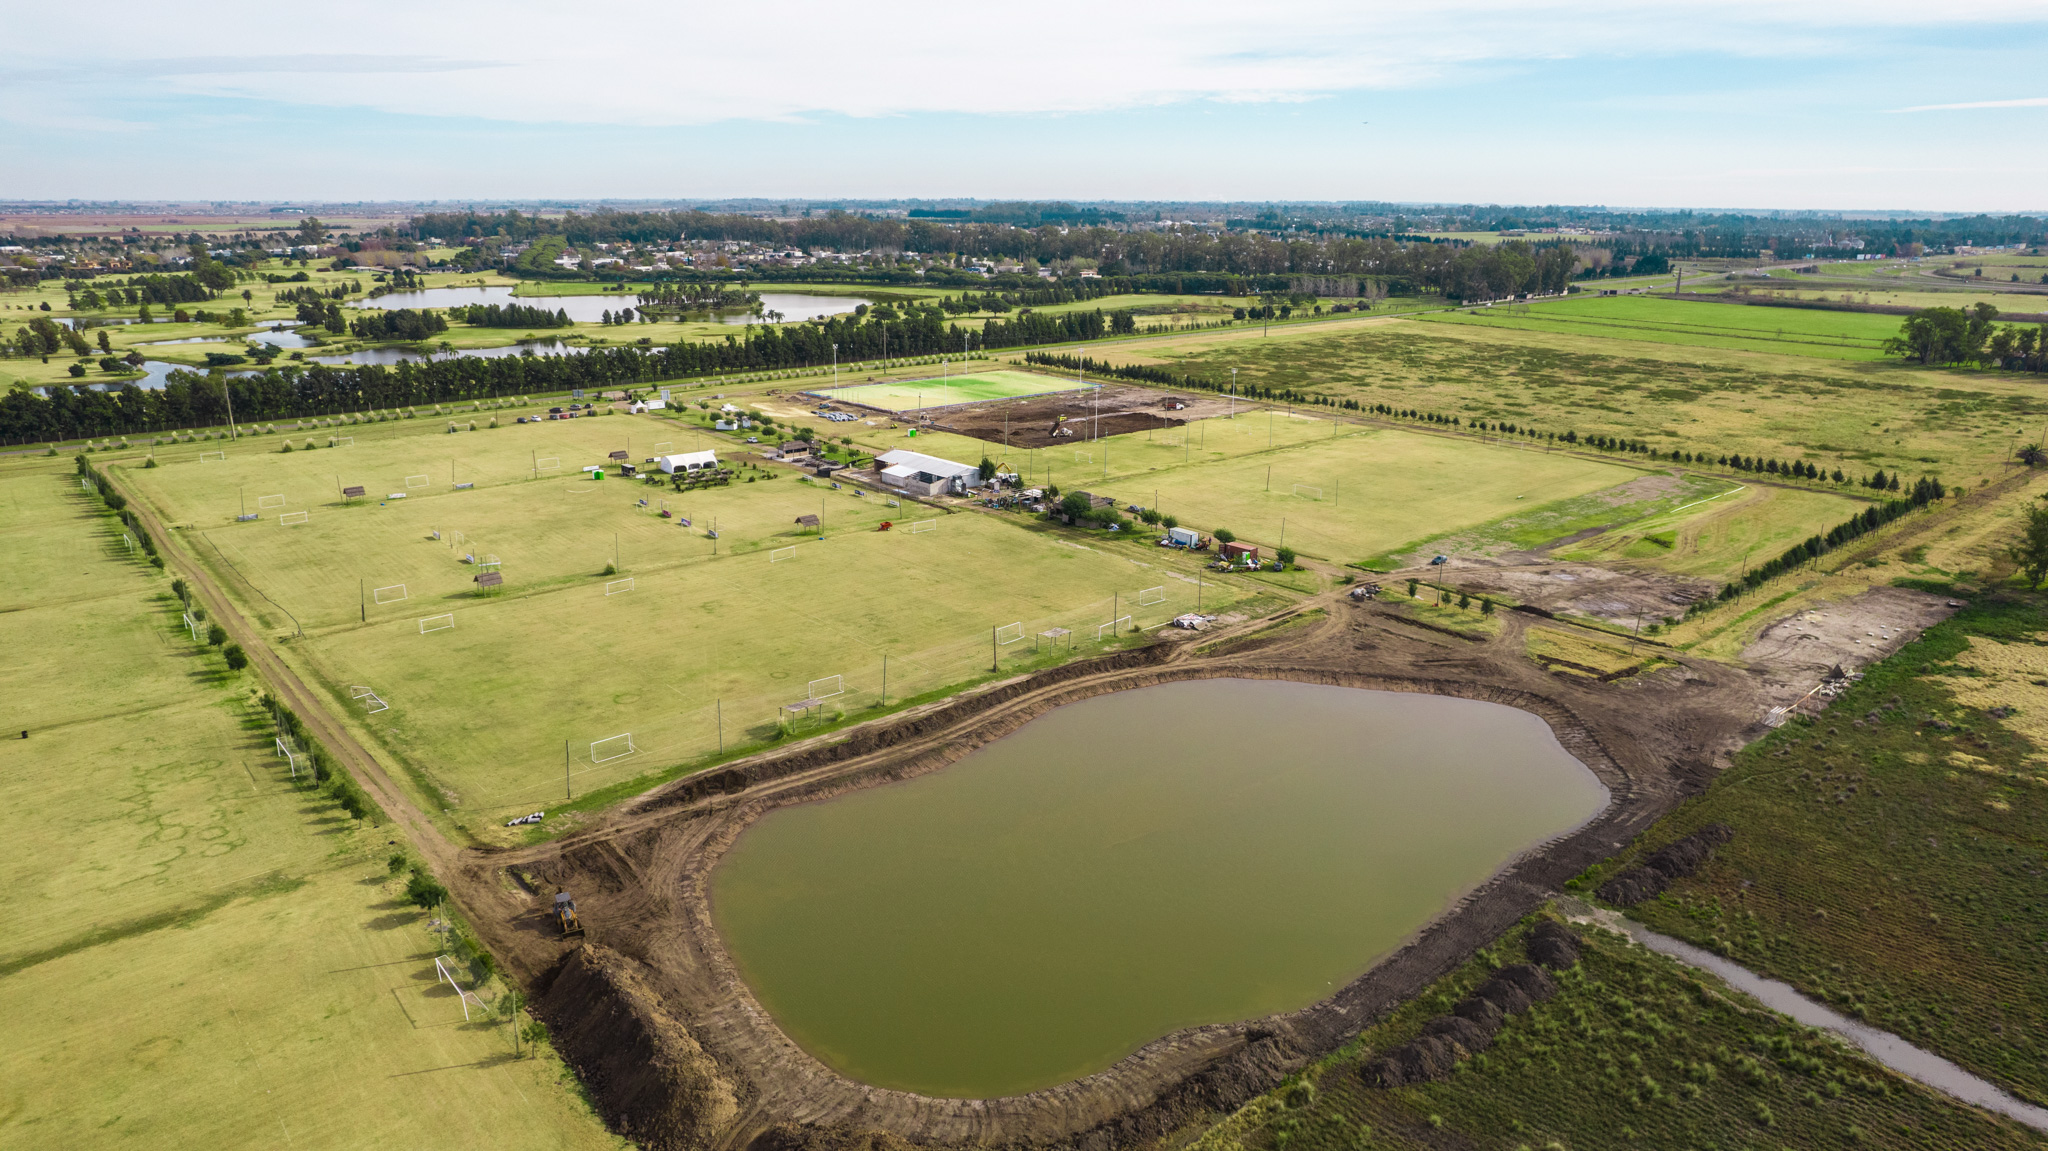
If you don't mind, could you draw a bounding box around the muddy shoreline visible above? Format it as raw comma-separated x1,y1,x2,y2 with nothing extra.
462,606,1767,1151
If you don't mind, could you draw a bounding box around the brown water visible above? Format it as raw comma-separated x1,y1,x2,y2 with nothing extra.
711,679,1607,1098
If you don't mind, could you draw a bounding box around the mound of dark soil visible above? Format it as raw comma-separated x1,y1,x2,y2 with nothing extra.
1596,823,1733,906
539,945,737,1151
751,1124,916,1151
1361,960,1561,1088
1525,920,1583,969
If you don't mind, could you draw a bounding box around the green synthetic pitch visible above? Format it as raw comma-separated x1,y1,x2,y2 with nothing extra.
810,370,1094,413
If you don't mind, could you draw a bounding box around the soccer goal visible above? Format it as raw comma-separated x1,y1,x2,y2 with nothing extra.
418,613,455,634
350,685,390,714
769,546,797,563
405,474,429,488
1074,450,1092,464
330,436,354,447
434,955,487,1022
373,583,408,604
257,493,286,510
181,611,200,642
279,511,308,526
1095,614,1133,640
274,736,300,778
122,533,135,553
590,732,638,763
535,456,561,473
651,441,673,454
908,519,937,534
995,622,1024,645
1292,483,1324,500
200,451,226,462
808,674,844,700
1138,586,1166,606
605,577,634,596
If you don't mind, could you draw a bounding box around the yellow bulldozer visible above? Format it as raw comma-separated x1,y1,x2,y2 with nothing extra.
553,890,586,940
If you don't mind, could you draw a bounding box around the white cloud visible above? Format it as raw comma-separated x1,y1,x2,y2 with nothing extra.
14,0,2047,128
1890,96,2048,112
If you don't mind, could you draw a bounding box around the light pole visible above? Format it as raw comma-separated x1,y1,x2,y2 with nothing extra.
831,343,838,388
1229,368,1236,419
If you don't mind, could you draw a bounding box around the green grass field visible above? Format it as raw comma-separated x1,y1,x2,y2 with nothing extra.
1419,295,1904,360
1197,914,2040,1151
1100,318,2048,490
114,415,1268,827
809,369,1093,413
0,455,619,1149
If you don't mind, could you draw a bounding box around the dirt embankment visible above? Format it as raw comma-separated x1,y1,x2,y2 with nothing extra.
462,602,1768,1151
885,383,1230,449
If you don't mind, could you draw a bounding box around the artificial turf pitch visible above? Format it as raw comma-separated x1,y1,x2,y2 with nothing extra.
808,369,1094,413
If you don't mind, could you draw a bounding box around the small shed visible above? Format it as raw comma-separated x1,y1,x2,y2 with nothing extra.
1221,542,1259,562
1166,526,1201,547
794,514,821,529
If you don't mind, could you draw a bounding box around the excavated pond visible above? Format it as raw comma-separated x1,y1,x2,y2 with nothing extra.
710,678,1608,1098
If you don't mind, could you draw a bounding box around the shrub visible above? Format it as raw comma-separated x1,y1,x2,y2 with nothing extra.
206,624,227,646
388,852,408,875
1161,515,1178,530
404,869,449,909
1276,546,1297,566
1214,528,1236,543
602,561,618,577
222,642,248,670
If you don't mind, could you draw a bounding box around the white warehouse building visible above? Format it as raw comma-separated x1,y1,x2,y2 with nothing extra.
873,448,985,497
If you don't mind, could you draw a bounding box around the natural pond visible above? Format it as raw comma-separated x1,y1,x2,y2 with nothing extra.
351,285,866,324
711,679,1608,1099
308,339,587,367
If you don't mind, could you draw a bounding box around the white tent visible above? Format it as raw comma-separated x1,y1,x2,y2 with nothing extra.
656,450,720,474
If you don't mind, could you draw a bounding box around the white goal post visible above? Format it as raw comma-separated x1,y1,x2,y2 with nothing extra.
373,583,408,604
995,622,1024,645
590,732,638,763
605,577,634,596
257,493,286,510
1138,586,1166,606
278,511,308,526
808,675,844,700
1073,450,1092,463
1292,483,1324,500
434,955,486,1022
1095,614,1133,640
274,736,300,778
200,451,226,462
534,456,561,472
405,474,429,488
908,519,937,534
651,441,673,454
769,546,797,563
349,685,390,714
418,613,455,634
181,611,201,642
330,435,354,447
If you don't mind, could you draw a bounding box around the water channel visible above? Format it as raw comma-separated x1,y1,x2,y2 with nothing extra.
711,679,1608,1098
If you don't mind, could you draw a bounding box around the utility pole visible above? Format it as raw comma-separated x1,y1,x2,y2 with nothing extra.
360,578,365,623
991,624,998,672
717,700,723,753
564,741,572,800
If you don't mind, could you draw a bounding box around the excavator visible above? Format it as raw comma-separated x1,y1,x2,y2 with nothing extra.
553,889,586,940
1047,414,1074,438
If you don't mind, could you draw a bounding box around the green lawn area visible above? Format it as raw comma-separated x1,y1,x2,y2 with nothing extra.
809,369,1093,412
0,454,619,1150
1418,295,1903,360
115,415,1267,828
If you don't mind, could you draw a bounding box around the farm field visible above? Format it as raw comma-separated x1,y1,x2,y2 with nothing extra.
1203,914,2041,1151
1418,294,1903,360
1605,597,2048,1106
113,415,1268,826
1095,317,2048,486
1558,481,1870,579
810,368,1095,413
0,454,618,1150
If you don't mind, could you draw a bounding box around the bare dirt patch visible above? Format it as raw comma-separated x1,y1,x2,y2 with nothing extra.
1454,561,1716,628
1740,586,1959,710
887,384,1241,449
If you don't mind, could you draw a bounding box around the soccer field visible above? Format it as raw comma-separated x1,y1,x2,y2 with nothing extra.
810,369,1094,413
114,416,1263,824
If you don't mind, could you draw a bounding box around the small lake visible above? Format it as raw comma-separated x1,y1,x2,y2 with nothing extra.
308,339,588,367
711,679,1608,1098
353,285,866,325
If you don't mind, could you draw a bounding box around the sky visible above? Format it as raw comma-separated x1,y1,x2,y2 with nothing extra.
6,0,2048,211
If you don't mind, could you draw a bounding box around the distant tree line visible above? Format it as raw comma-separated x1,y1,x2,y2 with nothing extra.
347,308,447,341
453,303,572,328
